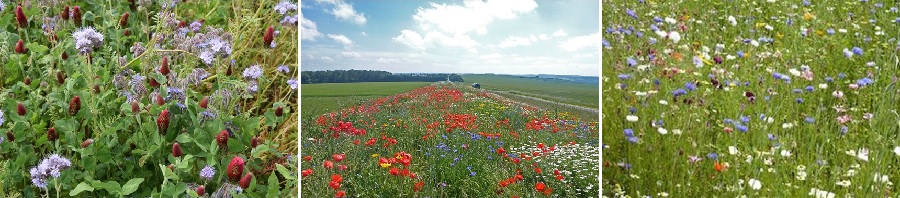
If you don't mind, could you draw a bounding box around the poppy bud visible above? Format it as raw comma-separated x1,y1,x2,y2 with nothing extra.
81,139,94,148
15,40,27,54
17,102,26,116
24,77,31,86
61,6,70,20
124,29,130,36
196,185,205,195
73,6,82,26
57,71,65,85
131,100,140,114
172,142,182,157
119,12,129,27
239,173,253,189
250,136,259,148
199,96,208,109
48,127,58,142
226,156,245,182
275,106,283,117
69,96,82,115
149,77,160,87
157,109,170,134
160,56,170,75
6,131,14,142
15,6,27,28
216,130,229,149
62,51,68,60
264,26,275,47
155,94,164,106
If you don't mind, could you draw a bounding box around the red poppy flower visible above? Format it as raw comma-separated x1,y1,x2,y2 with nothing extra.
535,182,545,192
301,169,313,177
497,147,506,155
337,164,347,171
554,170,561,175
335,191,346,198
543,187,553,195
400,158,411,166
499,180,509,188
534,167,542,174
400,168,410,176
332,154,345,162
303,155,313,161
353,139,360,145
714,161,725,172
555,175,563,181
365,138,377,146
537,143,544,149
414,181,424,192
515,174,523,181
324,160,334,169
389,167,400,176
329,180,341,190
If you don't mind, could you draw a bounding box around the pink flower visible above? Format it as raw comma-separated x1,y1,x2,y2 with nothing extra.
837,115,851,124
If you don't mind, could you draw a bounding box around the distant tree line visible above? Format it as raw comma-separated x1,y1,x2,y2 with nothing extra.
301,70,464,84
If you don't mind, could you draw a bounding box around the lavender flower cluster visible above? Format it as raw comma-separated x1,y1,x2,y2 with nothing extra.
73,27,104,55
29,154,72,189
275,1,299,26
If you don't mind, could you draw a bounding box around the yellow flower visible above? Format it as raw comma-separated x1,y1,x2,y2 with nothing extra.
380,163,391,168
804,12,814,20
371,153,379,158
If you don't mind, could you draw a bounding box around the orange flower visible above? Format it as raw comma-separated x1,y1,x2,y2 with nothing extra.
414,181,424,192
714,161,725,172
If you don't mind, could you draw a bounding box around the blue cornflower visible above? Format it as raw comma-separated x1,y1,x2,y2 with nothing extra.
624,129,635,137
768,133,776,140
200,165,215,180
792,89,802,93
618,74,631,80
0,110,4,127
803,0,810,6
685,82,697,91
827,29,835,35
626,57,638,66
625,9,638,19
470,172,476,177
796,98,804,103
740,116,750,123
805,117,815,123
806,85,814,92
635,31,643,38
648,37,657,45
653,17,662,23
653,79,660,85
857,77,875,86
737,51,745,58
650,24,659,31
602,39,611,48
838,73,847,79
825,77,834,82
840,126,848,134
843,49,853,58
707,152,718,160
852,47,863,55
724,119,735,124
628,107,637,114
672,89,687,97
786,18,793,25
736,124,748,132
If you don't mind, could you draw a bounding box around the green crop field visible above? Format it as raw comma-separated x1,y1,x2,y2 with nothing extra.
603,0,900,197
301,82,432,117
462,74,599,109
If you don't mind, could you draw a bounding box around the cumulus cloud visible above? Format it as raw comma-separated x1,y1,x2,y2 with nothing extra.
327,34,354,48
301,15,322,40
392,30,479,52
559,32,600,52
412,0,537,35
552,29,568,37
315,0,367,24
497,36,532,48
340,51,361,58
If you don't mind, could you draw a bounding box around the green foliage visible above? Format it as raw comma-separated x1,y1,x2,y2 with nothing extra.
0,0,298,197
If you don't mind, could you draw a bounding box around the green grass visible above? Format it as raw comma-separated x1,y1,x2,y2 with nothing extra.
462,74,599,109
301,82,431,117
603,0,900,197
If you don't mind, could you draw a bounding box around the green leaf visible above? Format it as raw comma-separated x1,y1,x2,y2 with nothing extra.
55,118,79,133
120,178,144,196
176,133,193,143
91,180,121,195
267,172,280,196
69,182,95,196
227,138,244,153
250,144,270,158
276,164,296,180
25,42,49,54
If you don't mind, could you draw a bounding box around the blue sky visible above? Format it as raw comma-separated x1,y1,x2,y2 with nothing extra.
301,0,599,76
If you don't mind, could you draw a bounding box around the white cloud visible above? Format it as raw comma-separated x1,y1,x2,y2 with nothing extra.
559,32,600,52
497,36,532,48
479,53,503,59
361,32,367,37
327,34,354,48
412,0,537,35
392,30,479,52
340,51,361,58
376,58,400,63
552,29,568,37
321,56,334,61
301,15,322,41
315,0,367,25
539,34,549,40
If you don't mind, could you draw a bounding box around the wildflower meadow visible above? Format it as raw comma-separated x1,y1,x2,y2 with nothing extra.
301,83,599,197
0,0,298,197
603,0,900,197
